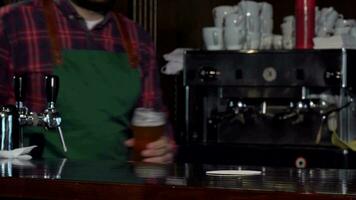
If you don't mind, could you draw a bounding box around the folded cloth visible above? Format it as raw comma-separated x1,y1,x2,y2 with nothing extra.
161,48,192,75
0,146,37,160
163,48,190,63
161,61,183,75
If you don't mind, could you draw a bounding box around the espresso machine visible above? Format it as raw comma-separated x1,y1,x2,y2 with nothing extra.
178,49,356,168
0,75,67,152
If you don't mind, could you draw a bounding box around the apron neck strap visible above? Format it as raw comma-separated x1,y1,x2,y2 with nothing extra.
114,13,139,68
42,0,139,68
42,0,62,65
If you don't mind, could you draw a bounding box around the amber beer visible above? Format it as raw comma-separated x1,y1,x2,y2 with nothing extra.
131,108,166,162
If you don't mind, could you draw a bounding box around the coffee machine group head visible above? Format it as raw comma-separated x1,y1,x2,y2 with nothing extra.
182,49,356,147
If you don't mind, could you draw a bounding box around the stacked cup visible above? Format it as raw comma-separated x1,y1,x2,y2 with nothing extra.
281,15,295,49
315,7,356,39
239,0,262,50
334,18,356,36
224,6,246,50
259,2,274,49
203,5,237,50
202,1,274,51
316,7,339,37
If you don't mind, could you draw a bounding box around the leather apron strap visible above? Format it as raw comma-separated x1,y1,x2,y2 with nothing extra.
42,0,139,68
42,0,62,65
114,13,139,68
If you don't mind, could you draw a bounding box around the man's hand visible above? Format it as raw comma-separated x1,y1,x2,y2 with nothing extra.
125,136,175,164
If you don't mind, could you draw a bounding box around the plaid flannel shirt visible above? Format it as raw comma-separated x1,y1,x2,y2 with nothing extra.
0,0,164,115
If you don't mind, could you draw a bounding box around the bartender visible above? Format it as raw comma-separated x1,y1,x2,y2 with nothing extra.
0,0,174,163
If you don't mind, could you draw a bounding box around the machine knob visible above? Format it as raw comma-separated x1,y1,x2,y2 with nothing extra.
199,66,220,81
324,71,341,86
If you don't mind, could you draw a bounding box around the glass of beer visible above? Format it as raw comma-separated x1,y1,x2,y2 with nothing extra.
131,108,166,162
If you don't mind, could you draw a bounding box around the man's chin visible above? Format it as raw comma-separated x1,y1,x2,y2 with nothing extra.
70,0,116,14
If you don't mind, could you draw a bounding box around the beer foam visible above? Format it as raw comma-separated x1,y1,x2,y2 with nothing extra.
131,108,166,127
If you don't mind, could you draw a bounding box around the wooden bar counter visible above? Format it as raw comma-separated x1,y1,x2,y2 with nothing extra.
0,159,355,199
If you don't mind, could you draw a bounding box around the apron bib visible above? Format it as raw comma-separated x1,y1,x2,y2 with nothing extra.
43,50,140,160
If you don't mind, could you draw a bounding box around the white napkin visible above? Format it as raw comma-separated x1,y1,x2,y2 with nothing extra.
0,146,37,160
161,48,191,75
0,158,35,167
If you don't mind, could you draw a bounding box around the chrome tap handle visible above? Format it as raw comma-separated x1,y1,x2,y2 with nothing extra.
45,75,59,108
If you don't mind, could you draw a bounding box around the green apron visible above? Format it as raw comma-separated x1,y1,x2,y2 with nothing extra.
43,50,140,161
26,49,140,161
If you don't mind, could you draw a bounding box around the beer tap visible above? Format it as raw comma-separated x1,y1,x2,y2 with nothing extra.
13,75,28,148
40,75,67,152
14,75,39,128
0,105,19,151
12,75,67,152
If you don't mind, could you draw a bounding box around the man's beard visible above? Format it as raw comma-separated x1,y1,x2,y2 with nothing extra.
70,0,116,14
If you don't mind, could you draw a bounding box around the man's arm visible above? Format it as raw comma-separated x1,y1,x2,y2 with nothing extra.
135,27,163,111
126,26,176,164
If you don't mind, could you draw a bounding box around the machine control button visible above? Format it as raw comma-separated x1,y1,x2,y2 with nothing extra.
262,67,277,82
295,157,307,168
199,66,220,82
324,71,341,85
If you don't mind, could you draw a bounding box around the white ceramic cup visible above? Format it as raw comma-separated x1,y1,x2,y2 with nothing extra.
350,27,356,38
334,27,351,35
335,19,356,29
317,7,338,37
273,34,283,50
260,33,273,49
282,16,295,37
315,7,321,33
281,22,295,38
203,27,224,50
246,16,261,33
239,1,261,17
245,32,260,50
224,13,245,27
324,10,339,29
259,2,273,19
283,15,295,23
282,36,295,49
224,27,246,50
213,5,236,27
260,18,273,34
